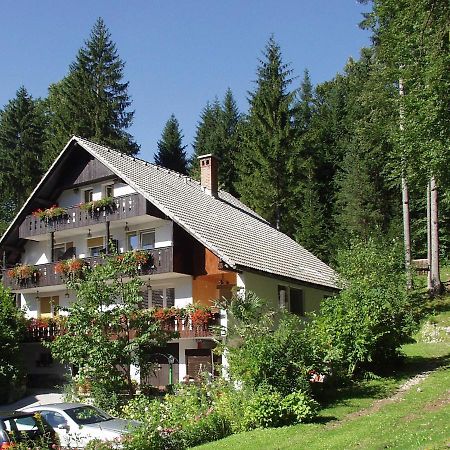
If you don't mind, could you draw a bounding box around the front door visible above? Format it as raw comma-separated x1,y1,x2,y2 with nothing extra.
185,349,212,381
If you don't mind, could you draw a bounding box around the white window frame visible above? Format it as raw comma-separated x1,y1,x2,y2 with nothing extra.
126,229,155,251
149,287,175,308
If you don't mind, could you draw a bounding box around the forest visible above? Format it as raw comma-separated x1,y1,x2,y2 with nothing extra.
0,0,448,283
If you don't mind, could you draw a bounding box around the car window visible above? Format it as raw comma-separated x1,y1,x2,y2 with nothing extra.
40,411,68,428
65,406,111,425
1,414,50,442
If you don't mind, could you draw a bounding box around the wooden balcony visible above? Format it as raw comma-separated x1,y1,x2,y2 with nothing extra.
2,247,174,290
160,312,221,339
19,193,148,239
24,319,61,343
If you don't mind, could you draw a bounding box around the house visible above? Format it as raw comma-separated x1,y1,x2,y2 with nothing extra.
0,136,338,388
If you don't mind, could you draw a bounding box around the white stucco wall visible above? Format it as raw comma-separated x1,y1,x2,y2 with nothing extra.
114,183,135,197
239,271,333,316
23,241,50,265
58,190,80,208
20,290,74,318
155,222,173,248
150,276,193,308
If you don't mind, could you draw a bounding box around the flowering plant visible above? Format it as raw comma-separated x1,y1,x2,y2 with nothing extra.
116,250,153,269
55,258,85,276
7,264,39,281
79,196,115,212
32,205,66,220
190,308,212,325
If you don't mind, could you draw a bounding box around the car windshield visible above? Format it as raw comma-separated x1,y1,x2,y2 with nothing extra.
65,406,112,425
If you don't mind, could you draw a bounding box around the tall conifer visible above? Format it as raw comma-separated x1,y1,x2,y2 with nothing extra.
154,114,188,174
236,36,297,232
45,17,138,164
0,87,46,231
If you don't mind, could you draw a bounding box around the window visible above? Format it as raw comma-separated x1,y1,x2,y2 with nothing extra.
84,188,93,203
140,230,155,250
149,287,175,308
39,296,59,319
126,229,155,251
127,232,138,251
87,237,104,257
290,288,304,316
104,184,114,198
278,285,287,309
53,241,75,261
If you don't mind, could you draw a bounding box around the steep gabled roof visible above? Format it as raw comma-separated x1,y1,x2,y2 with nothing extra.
1,137,338,289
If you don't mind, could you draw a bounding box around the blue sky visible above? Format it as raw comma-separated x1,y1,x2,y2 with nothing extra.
0,1,371,162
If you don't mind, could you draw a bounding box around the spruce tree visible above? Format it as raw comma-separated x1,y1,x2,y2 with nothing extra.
219,88,241,196
0,87,46,231
190,92,241,195
236,36,297,232
45,17,138,165
154,114,188,174
190,100,222,180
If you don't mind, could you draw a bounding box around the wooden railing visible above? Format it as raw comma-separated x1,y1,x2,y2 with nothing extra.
25,320,61,343
19,193,148,239
2,247,174,290
23,310,221,343
160,312,221,338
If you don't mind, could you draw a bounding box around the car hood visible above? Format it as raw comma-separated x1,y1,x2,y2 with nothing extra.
83,418,140,434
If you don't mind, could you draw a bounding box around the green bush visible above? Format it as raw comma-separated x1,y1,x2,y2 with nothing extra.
281,390,319,423
226,302,313,396
0,285,26,403
243,388,285,429
121,382,232,449
307,239,418,378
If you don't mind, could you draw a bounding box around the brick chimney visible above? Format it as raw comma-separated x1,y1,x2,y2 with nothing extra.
198,154,219,197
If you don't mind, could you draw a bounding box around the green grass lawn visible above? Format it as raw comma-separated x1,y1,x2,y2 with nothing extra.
196,306,450,450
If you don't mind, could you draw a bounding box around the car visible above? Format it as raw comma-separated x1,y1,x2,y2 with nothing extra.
0,410,58,448
22,403,140,448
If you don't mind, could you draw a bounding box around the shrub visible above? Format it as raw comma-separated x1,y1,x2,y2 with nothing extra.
242,388,285,429
226,304,312,396
0,286,26,403
281,390,319,423
306,239,418,378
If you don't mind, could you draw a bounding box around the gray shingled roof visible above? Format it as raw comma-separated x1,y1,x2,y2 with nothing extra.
73,137,338,289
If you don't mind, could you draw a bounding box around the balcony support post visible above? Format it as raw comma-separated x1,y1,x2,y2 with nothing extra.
106,221,111,254
50,232,55,262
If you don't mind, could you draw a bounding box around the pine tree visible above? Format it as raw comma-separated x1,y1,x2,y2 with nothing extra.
0,87,46,231
45,17,138,165
190,91,241,195
190,99,223,180
236,36,297,232
219,88,241,196
154,114,188,174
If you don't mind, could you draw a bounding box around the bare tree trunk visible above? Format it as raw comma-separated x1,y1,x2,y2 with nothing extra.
427,181,432,290
430,176,444,296
402,176,412,290
399,78,412,289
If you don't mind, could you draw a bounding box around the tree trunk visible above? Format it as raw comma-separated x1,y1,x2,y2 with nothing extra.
399,78,412,289
427,181,432,291
402,176,412,290
429,176,444,296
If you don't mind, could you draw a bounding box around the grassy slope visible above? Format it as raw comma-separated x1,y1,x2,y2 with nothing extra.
197,306,450,450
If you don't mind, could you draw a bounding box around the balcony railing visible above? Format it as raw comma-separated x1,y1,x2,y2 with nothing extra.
24,319,61,343
23,311,221,343
161,312,221,339
19,193,148,239
2,247,174,290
